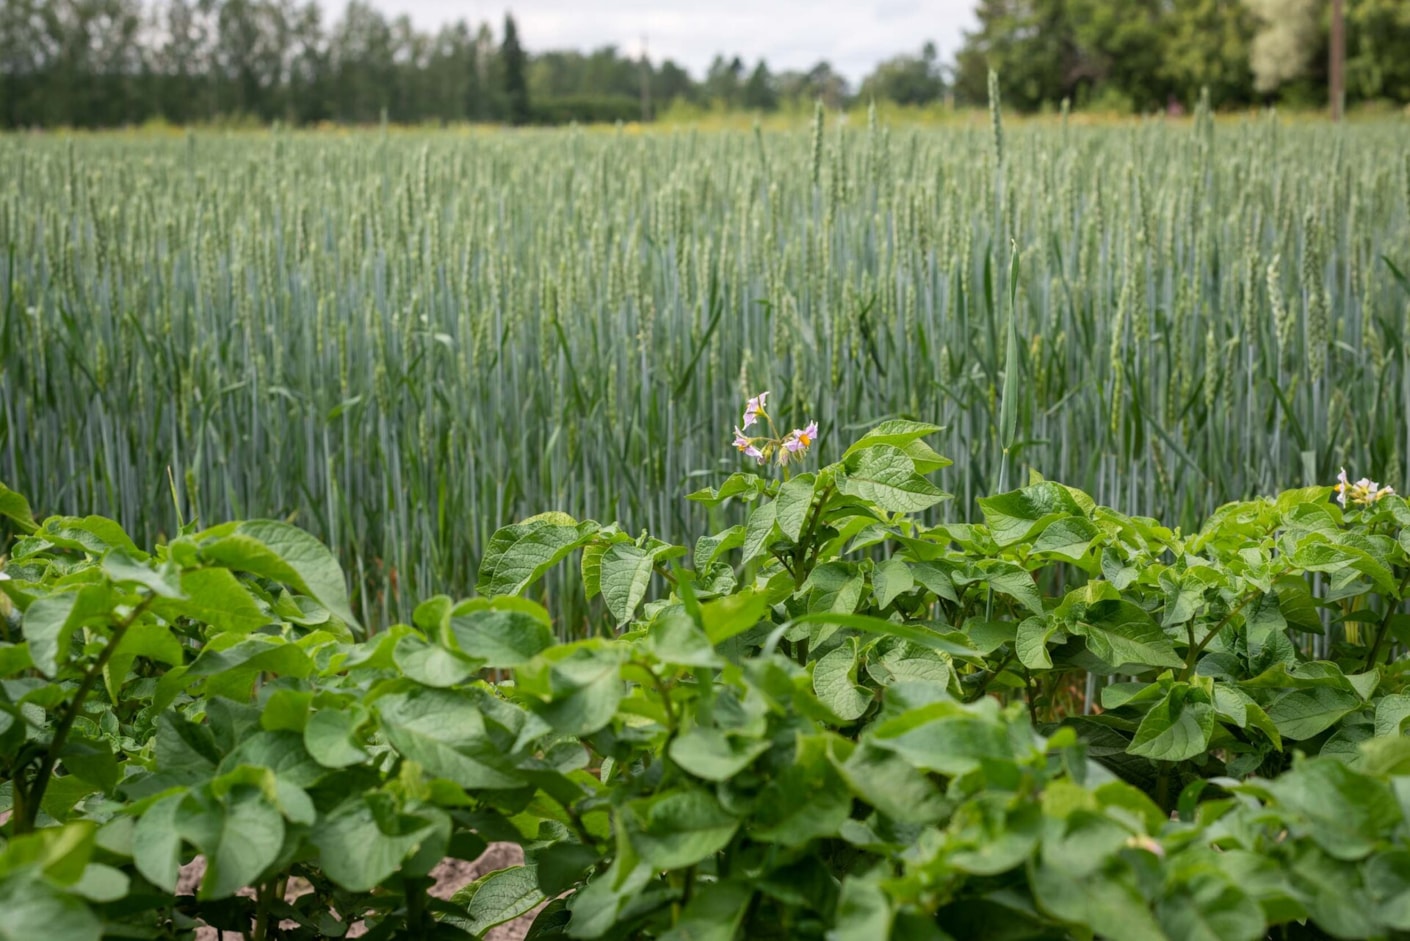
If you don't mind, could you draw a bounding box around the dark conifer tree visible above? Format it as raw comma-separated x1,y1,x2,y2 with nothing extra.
500,13,530,124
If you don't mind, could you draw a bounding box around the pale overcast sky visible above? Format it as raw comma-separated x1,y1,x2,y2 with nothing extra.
337,0,978,83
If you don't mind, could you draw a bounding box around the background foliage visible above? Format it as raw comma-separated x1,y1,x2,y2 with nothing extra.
2,0,1409,130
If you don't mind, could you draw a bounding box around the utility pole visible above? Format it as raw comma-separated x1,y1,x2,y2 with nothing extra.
1330,0,1345,121
640,34,651,123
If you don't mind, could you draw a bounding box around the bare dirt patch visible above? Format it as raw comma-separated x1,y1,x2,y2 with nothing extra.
183,842,537,940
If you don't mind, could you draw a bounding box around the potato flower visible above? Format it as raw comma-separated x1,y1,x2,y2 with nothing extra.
1335,467,1394,508
742,391,769,431
783,421,819,454
733,426,764,464
729,396,818,472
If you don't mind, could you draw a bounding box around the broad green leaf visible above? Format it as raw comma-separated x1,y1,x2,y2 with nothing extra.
309,793,438,891
693,526,745,571
803,562,864,626
813,638,871,721
450,865,548,936
975,560,1044,615
1265,687,1362,741
908,564,958,607
304,705,370,768
174,634,312,703
447,606,553,666
699,590,769,645
1031,516,1101,561
376,687,523,788
947,796,1043,875
23,585,111,676
0,483,38,534
1268,759,1403,860
872,559,915,609
1374,694,1410,738
393,633,476,687
520,646,625,736
834,740,948,824
103,619,184,701
1365,851,1410,930
155,712,220,775
581,542,606,600
831,876,893,941
865,638,953,689
182,786,285,899
868,700,1012,777
753,735,852,845
775,473,816,542
0,642,32,676
1156,872,1264,941
101,551,184,598
669,727,769,781
1291,540,1397,596
657,879,752,941
60,732,120,793
740,502,778,567
1127,688,1215,762
600,544,654,624
1073,599,1184,673
0,821,97,884
130,795,183,891
476,519,596,597
1030,857,1167,941
154,567,268,635
40,517,142,557
839,444,949,513
979,482,1085,547
625,789,738,870
648,606,724,667
1016,616,1057,669
1212,687,1282,750
787,612,982,662
197,520,358,630
0,876,100,941
69,863,129,903
842,420,951,473
562,849,653,939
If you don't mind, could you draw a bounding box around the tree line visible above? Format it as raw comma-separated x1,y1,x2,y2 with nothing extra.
957,0,1410,113
0,0,944,129
1,0,1405,130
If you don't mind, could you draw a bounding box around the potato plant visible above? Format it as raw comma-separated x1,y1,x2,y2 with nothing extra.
2,420,1409,939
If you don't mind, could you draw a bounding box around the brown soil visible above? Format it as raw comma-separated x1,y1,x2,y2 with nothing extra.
183,843,539,940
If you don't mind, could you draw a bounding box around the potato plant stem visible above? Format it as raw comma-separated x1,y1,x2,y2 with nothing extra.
21,591,155,832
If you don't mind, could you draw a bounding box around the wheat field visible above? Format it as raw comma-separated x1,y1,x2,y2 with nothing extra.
3,113,1409,628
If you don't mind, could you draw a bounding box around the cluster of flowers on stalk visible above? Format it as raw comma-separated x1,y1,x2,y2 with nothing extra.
731,391,819,467
1336,467,1395,508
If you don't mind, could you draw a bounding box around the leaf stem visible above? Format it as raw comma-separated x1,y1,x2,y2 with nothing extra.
20,591,156,832
1363,568,1410,671
966,650,1015,703
1178,590,1257,683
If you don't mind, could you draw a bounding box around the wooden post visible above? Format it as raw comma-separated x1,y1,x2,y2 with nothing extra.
1330,0,1345,121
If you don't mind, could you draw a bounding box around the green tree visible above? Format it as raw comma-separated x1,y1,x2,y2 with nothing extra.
954,0,1078,110
741,59,777,111
859,40,945,106
1068,0,1169,110
499,12,528,124
1160,0,1255,107
1347,0,1410,102
703,54,744,107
